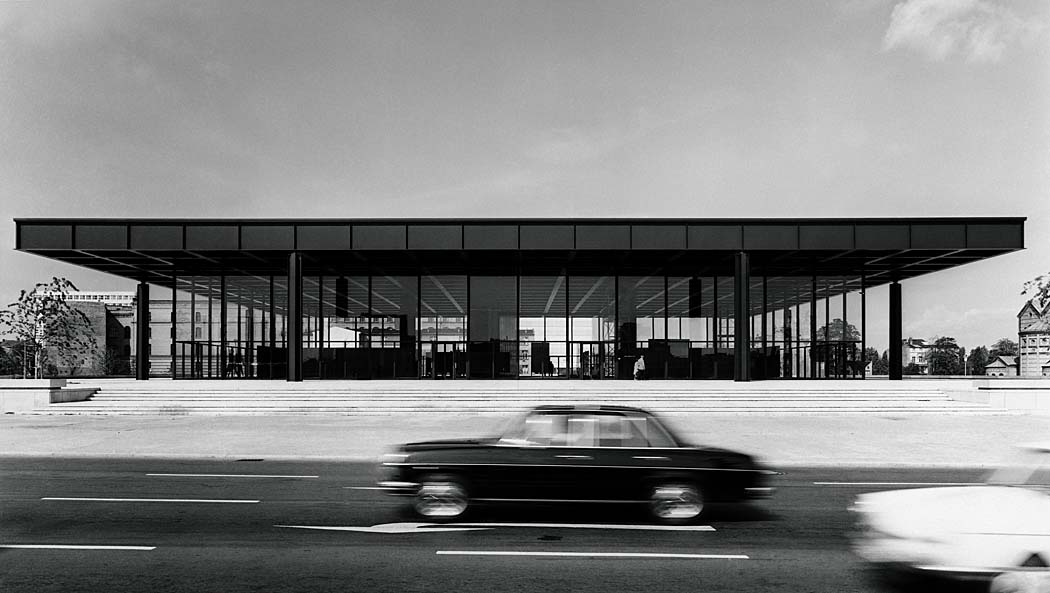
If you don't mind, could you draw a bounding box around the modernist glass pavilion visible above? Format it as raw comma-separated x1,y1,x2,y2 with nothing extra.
15,218,1024,381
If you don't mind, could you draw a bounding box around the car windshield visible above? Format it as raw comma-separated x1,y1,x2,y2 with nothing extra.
496,410,679,448
984,445,1050,488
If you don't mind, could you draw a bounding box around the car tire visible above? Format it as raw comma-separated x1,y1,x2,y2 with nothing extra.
413,474,470,520
648,482,704,523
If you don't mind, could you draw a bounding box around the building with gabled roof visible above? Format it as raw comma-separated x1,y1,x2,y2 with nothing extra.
1018,299,1050,377
985,355,1018,377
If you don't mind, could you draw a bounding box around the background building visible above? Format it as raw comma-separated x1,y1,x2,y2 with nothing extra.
1018,300,1050,377
985,356,1019,377
901,338,931,374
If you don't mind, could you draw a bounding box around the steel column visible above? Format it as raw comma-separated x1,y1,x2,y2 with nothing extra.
135,281,149,380
734,252,751,382
170,272,177,379
810,276,818,379
287,252,303,382
889,281,902,380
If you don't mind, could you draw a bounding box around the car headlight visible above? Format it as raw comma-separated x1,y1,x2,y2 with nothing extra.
380,452,409,464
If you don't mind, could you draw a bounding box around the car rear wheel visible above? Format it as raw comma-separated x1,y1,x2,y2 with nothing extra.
414,475,470,520
649,483,704,523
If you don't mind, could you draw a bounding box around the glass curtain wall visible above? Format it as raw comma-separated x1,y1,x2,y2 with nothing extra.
169,270,866,381
371,276,420,379
469,276,517,378
749,277,769,380
813,276,862,379
420,275,467,378
519,276,567,377
619,276,666,379
174,275,285,379
570,277,616,379
667,277,700,378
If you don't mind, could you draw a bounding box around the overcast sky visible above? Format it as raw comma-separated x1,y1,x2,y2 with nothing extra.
1,0,1047,352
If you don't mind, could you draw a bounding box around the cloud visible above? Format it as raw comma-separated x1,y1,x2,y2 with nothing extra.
882,0,1043,63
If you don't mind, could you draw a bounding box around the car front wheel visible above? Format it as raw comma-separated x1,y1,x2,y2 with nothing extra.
414,475,470,520
649,483,704,523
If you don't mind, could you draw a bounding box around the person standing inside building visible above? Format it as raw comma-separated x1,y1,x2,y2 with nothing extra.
633,354,646,380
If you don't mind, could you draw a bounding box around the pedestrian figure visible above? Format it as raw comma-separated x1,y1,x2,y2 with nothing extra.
633,355,646,380
224,349,238,378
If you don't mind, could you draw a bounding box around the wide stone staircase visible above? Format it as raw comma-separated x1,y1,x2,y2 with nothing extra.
43,379,1006,415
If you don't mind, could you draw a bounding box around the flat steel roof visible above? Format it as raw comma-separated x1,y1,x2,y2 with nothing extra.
14,217,1025,289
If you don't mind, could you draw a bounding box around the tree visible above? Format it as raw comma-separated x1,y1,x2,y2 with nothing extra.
91,347,131,376
988,337,1018,360
814,319,862,376
966,346,989,376
0,278,97,378
872,350,889,375
927,336,963,375
1023,275,1049,310
903,362,922,375
0,344,16,376
816,319,861,341
863,347,879,363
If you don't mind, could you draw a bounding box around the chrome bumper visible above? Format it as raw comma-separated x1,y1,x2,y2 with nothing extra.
376,480,419,495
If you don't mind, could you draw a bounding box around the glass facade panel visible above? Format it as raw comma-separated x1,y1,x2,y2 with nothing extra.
666,277,700,378
812,276,861,379
369,276,419,378
301,276,323,379
469,276,517,378
420,275,467,378
520,276,567,377
713,277,735,379
619,276,666,378
321,276,369,379
570,277,615,379
164,268,868,381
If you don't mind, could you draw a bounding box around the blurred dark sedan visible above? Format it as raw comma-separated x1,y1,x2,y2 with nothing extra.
377,405,776,523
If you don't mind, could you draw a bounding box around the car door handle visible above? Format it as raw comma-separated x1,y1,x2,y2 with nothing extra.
555,455,593,460
633,456,670,461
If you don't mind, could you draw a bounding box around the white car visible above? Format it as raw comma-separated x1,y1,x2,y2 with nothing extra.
850,443,1050,582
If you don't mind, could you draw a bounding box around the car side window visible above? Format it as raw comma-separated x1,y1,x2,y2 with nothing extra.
597,415,649,447
550,415,598,447
499,413,569,446
630,416,677,448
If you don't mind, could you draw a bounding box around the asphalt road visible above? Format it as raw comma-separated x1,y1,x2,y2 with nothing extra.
0,458,993,593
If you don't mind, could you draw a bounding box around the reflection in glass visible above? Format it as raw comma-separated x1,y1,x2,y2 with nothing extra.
421,276,467,378
570,277,616,379
469,276,517,378
520,276,566,377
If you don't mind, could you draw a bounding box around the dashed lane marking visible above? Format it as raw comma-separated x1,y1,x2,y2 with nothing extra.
277,523,489,534
148,474,319,479
1,544,156,551
436,551,748,559
42,497,260,503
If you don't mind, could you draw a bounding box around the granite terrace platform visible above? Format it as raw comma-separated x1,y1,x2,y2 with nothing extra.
2,377,1044,415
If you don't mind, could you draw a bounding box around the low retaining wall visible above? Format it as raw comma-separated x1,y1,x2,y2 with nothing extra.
0,379,97,413
941,378,1050,412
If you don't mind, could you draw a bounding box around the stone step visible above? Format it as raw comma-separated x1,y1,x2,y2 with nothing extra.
39,405,1006,415
39,381,1001,415
67,392,965,403
85,397,957,406
85,390,954,398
